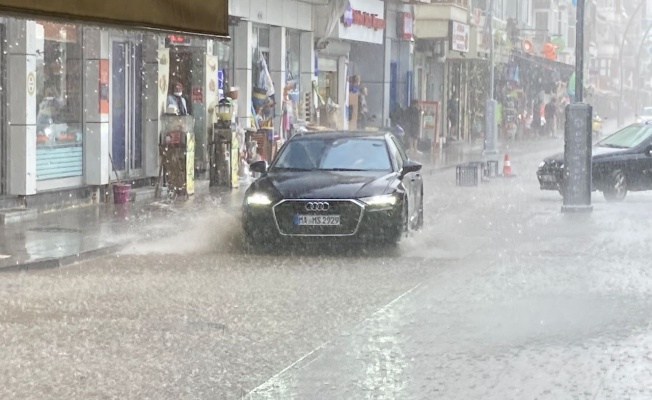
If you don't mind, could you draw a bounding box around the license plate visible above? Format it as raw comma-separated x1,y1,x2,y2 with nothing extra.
541,175,556,182
293,215,341,226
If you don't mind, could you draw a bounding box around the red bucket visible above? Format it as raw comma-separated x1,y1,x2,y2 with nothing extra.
112,183,131,205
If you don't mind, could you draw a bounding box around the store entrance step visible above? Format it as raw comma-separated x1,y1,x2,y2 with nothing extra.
0,208,37,225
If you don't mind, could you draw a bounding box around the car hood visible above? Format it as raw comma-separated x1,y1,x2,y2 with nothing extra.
544,146,629,164
251,170,394,199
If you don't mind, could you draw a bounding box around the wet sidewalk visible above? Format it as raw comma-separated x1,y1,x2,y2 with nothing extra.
0,186,246,271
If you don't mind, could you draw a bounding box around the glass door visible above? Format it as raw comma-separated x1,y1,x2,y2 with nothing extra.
110,39,143,179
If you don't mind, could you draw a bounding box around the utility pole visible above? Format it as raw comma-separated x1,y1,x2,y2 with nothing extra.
562,0,593,213
575,0,584,102
483,0,498,156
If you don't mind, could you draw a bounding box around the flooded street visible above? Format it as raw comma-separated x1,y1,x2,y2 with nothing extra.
2,140,652,399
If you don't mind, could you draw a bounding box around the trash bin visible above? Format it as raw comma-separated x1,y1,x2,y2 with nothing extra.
456,163,481,187
160,114,195,196
487,160,499,178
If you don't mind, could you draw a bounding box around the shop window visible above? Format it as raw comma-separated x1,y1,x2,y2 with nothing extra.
286,30,301,86
216,25,235,99
34,21,83,182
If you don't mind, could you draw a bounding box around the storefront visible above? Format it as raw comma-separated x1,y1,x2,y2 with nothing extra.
229,0,314,159
387,5,415,120
413,3,489,144
0,0,228,203
314,0,386,130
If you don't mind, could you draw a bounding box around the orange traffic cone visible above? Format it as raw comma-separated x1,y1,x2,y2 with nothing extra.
502,154,513,176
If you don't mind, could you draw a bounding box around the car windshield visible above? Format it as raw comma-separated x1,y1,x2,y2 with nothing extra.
596,124,652,149
272,137,392,171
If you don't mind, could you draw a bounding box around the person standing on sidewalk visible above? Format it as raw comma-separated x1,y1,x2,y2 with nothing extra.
405,100,422,153
544,98,557,138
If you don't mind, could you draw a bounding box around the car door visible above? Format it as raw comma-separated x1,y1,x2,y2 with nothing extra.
641,137,652,190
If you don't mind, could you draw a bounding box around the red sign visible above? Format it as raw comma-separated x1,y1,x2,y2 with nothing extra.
342,8,385,30
99,59,109,114
399,12,413,40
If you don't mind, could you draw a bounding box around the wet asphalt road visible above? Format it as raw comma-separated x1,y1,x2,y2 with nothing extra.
2,138,652,399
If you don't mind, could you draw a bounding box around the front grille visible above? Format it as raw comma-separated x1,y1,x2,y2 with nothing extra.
273,200,364,236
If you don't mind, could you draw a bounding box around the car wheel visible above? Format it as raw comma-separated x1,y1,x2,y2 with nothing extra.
385,201,409,245
603,169,628,202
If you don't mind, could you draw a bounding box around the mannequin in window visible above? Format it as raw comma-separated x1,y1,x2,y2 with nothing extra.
167,81,189,115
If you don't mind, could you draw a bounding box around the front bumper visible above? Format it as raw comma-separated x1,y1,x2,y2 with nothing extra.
536,167,562,191
242,199,404,244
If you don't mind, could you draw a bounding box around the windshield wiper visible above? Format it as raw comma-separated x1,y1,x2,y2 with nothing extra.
274,167,315,172
599,143,629,149
321,168,367,171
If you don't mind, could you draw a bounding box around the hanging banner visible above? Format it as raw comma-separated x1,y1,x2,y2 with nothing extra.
0,0,228,37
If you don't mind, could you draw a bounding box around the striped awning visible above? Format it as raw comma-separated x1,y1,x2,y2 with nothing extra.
0,0,229,37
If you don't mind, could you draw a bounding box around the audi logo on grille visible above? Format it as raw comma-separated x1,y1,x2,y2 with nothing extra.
305,202,330,212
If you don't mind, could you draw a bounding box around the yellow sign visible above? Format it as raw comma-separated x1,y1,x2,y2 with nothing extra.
231,131,239,189
0,0,229,37
27,72,35,96
186,132,195,195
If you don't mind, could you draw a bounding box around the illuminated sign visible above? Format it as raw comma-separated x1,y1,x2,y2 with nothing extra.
166,34,191,47
341,1,385,30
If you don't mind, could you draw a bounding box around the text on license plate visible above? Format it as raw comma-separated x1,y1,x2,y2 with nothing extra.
541,175,556,182
293,215,341,226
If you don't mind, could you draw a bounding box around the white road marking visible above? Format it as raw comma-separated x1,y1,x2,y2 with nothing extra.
244,283,423,399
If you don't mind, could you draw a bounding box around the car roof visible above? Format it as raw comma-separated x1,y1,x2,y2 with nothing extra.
290,130,390,141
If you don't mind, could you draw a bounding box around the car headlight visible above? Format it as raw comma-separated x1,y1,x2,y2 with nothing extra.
246,193,273,206
539,161,546,169
361,194,399,207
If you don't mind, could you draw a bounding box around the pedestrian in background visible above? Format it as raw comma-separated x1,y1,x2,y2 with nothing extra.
544,98,557,137
532,99,543,137
406,99,422,153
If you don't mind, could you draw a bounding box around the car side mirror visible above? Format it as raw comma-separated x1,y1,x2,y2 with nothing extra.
250,160,269,174
645,145,652,157
400,160,422,178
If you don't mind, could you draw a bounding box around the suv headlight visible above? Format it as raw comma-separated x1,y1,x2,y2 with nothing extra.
361,194,399,207
539,161,546,169
246,193,273,206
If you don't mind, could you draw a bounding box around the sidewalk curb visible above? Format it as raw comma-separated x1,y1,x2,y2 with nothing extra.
0,244,126,273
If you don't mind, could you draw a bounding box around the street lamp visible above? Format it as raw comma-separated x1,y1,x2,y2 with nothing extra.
617,0,646,127
634,23,652,115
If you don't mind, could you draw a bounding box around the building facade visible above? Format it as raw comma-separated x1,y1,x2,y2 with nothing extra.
0,17,221,209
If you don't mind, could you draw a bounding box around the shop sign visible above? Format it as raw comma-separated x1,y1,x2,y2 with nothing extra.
166,34,191,47
0,0,229,37
399,12,413,40
341,1,385,30
337,0,385,44
449,21,470,53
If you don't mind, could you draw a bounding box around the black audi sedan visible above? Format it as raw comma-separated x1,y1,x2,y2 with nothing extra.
242,131,423,245
537,122,652,201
